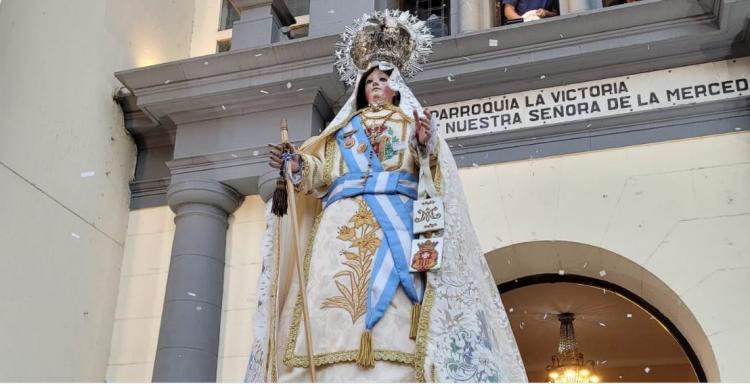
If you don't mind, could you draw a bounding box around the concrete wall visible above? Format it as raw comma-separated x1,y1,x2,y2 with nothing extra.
109,131,749,381
0,0,194,380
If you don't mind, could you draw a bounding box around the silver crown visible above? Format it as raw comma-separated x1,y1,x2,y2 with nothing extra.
334,10,433,86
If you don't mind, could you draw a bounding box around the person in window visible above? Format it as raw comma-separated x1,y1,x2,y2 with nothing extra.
502,0,559,23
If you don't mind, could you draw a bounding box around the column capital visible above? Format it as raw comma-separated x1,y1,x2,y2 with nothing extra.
167,179,243,215
231,0,296,25
257,170,279,203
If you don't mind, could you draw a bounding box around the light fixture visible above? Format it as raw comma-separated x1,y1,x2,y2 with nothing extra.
546,313,601,383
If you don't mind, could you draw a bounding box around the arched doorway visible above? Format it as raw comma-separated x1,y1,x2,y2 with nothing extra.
484,241,719,382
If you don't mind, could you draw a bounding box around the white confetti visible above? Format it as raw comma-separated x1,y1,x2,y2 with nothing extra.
488,39,498,47
519,321,525,329
187,292,196,297
80,171,95,177
627,313,633,318
734,127,741,131
644,367,651,373
203,61,209,65
558,269,565,276
543,312,548,320
163,80,170,84
196,306,203,311
506,259,511,265
504,67,508,72
447,73,455,82
583,262,588,269
509,307,514,313
618,375,623,380
260,90,269,94
472,163,479,168
71,233,81,239
286,82,292,89
599,322,606,327
601,360,607,365
254,53,263,57
231,154,238,158
220,105,227,111
297,88,305,92
252,150,260,156
586,123,592,128
327,9,335,14
559,33,564,38
539,75,546,79
599,269,607,277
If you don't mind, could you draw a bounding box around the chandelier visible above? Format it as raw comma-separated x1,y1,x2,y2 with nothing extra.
546,313,601,383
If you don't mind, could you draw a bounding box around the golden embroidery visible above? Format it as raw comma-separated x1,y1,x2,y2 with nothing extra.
414,283,436,383
284,211,323,367
283,201,416,369
287,348,415,368
296,154,313,193
324,135,336,187
269,218,281,382
321,198,380,323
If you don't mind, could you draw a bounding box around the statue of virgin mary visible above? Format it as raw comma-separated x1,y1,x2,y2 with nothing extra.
245,10,527,382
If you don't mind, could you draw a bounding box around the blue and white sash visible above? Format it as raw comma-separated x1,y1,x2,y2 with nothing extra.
323,115,424,331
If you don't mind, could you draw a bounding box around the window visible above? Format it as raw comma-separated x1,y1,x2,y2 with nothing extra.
402,0,451,38
497,0,560,26
285,0,310,17
219,0,240,31
284,0,310,39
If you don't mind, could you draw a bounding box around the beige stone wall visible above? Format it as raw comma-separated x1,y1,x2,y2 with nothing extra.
109,132,749,382
0,0,194,380
190,0,231,58
107,196,268,382
469,131,749,381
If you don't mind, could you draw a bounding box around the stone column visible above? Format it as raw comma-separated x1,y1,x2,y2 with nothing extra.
152,179,243,382
458,0,482,34
229,0,296,50
258,170,278,203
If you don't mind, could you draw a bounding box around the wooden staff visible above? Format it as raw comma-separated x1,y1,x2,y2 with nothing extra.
278,118,317,382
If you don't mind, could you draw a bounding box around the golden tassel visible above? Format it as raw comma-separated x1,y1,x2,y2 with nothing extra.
410,303,421,339
355,331,375,368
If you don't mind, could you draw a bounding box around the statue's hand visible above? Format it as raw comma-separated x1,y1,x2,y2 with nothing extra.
268,143,300,173
413,108,433,146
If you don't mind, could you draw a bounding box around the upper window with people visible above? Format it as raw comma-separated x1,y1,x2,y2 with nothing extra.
401,0,451,38
501,0,559,25
497,0,640,26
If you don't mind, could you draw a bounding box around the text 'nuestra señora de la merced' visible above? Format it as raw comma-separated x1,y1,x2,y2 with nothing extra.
431,57,750,139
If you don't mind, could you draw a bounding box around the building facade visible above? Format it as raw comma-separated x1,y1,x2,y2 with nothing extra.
1,0,749,382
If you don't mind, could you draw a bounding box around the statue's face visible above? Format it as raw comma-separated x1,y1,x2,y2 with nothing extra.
364,69,396,106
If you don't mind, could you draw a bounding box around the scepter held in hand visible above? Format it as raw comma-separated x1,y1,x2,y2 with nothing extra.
269,118,317,381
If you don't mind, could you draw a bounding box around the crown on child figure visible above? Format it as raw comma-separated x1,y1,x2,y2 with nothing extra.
334,9,434,86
